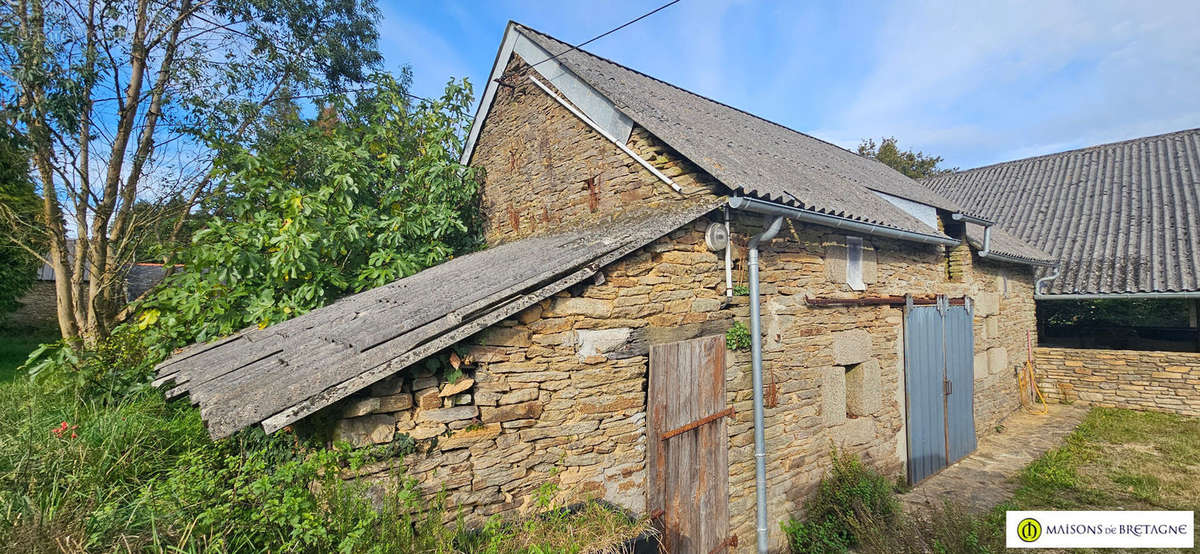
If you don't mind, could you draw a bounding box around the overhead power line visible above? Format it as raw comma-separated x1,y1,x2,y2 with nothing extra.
524,0,683,73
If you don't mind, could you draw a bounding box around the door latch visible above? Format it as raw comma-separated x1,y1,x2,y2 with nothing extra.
944,379,952,395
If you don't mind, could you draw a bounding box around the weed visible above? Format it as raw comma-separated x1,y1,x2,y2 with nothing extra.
851,500,1006,554
726,321,751,351
782,448,898,553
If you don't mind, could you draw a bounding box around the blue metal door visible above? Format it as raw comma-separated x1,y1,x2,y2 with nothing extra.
904,302,947,484
945,304,977,463
903,296,976,484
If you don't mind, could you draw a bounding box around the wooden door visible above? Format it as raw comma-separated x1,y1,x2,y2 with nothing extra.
648,335,731,554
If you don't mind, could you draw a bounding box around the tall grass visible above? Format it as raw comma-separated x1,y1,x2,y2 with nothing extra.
0,372,652,553
0,377,207,551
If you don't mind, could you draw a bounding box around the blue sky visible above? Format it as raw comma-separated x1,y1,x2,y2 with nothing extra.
380,0,1200,170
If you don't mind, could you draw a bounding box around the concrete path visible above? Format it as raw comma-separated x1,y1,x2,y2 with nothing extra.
899,404,1090,513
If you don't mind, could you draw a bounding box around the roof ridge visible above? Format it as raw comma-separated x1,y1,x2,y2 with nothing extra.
511,22,873,163
928,127,1200,181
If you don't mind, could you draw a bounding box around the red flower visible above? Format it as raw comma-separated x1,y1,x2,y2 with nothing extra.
51,421,78,438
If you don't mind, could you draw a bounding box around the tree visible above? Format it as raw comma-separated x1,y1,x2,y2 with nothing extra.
857,137,958,179
140,74,482,351
0,0,383,344
0,121,40,317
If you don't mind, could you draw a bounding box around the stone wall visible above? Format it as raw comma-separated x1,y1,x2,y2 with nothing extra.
1034,347,1200,416
331,217,734,522
720,219,1034,547
326,215,1038,551
323,50,1042,552
468,54,719,246
4,281,58,329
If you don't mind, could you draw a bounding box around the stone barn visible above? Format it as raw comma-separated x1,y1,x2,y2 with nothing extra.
154,22,1056,553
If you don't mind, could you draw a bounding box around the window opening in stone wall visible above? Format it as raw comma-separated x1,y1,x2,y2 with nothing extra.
845,360,881,417
846,236,865,291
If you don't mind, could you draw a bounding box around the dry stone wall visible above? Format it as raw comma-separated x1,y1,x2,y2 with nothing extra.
468,54,719,246
330,218,734,522
1034,347,1200,416
718,218,1035,548
326,216,1037,551
5,281,57,329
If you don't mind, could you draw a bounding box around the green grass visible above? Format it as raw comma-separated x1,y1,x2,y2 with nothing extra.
1012,407,1200,513
0,353,653,553
848,407,1200,554
0,329,58,383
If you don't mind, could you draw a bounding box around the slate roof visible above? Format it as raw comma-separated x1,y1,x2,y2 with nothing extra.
514,24,957,238
925,129,1200,295
154,201,722,437
512,24,1051,265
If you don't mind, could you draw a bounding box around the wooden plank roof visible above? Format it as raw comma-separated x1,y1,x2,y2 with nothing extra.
155,202,721,438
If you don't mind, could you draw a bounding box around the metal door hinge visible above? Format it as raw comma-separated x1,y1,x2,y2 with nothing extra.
707,535,738,554
660,407,735,441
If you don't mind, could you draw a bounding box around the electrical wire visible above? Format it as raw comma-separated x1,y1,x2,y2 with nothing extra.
524,0,683,73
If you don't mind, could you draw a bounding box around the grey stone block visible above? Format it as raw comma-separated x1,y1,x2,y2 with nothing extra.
974,352,989,380
333,414,396,447
821,366,846,425
825,243,847,282
987,347,1009,375
976,292,1000,317
575,328,633,360
832,329,872,366
838,416,875,446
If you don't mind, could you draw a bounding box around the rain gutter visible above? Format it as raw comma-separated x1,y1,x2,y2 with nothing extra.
728,196,960,247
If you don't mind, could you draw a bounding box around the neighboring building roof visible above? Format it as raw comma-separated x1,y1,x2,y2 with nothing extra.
925,129,1200,296
35,240,169,300
126,264,168,301
154,201,722,438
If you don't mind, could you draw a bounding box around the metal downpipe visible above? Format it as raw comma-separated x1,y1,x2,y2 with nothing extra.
1035,265,1062,295
748,214,783,554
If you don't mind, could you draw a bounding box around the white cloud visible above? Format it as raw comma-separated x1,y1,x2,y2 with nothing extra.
812,0,1200,167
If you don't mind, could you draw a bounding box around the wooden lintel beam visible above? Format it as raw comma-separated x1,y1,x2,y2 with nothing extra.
805,295,967,307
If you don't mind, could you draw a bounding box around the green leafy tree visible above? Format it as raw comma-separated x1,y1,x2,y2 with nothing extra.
857,137,958,179
0,122,41,318
140,74,482,351
0,0,383,343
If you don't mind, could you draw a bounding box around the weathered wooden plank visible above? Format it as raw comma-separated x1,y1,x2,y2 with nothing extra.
253,202,720,436
647,340,669,549
154,333,243,373
203,246,610,436
698,335,729,553
175,200,721,438
153,232,580,384
327,236,597,352
649,334,728,554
